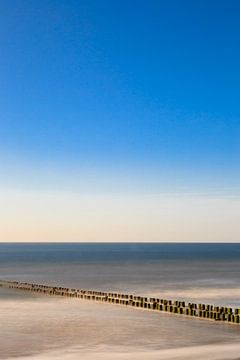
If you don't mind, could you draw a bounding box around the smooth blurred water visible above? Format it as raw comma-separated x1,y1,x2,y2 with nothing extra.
1,243,240,360
2,242,240,262
1,243,240,305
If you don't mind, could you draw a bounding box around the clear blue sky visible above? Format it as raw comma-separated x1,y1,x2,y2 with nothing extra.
0,1,239,241
1,1,240,183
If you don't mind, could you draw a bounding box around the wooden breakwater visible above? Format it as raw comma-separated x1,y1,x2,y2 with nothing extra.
1,279,240,324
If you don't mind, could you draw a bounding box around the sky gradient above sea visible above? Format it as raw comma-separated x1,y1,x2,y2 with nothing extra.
0,1,239,241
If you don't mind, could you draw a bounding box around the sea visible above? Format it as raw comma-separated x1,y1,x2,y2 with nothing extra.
1,242,240,360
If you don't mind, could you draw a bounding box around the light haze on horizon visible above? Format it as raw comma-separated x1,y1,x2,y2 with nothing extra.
0,1,239,242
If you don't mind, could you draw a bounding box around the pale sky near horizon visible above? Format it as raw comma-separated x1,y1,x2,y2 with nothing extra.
0,1,240,242
1,188,240,242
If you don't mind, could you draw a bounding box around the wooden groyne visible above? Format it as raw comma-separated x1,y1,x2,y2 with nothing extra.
1,279,240,324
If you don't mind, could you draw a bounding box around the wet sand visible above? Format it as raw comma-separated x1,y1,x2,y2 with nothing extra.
6,344,240,360
1,288,240,360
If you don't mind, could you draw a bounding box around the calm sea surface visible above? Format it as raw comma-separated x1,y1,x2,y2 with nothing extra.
1,243,240,360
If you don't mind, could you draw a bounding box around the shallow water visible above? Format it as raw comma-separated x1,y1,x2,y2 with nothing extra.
1,243,240,359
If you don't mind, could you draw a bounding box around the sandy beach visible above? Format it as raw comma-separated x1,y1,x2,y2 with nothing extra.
6,343,240,360
1,288,240,360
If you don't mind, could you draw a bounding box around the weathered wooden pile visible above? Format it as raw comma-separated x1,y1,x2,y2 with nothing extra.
1,279,239,324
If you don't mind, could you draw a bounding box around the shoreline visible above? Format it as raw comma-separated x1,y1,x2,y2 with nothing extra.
1,279,240,325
